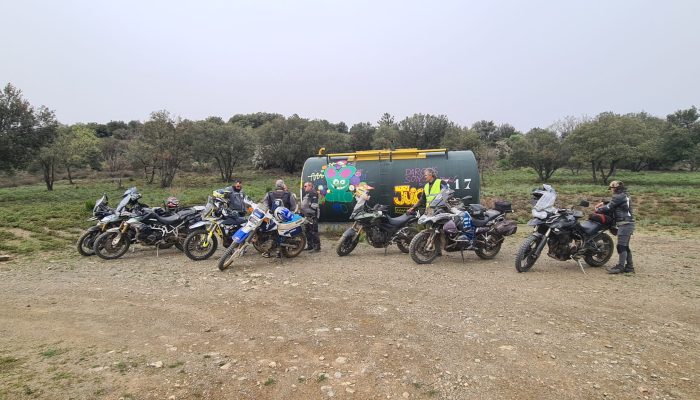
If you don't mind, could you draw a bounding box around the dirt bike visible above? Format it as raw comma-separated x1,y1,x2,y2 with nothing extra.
218,202,307,271
93,193,204,260
409,188,517,264
336,187,420,256
514,185,614,273
183,196,246,261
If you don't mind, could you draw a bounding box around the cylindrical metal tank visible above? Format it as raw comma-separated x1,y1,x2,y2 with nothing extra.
300,148,480,222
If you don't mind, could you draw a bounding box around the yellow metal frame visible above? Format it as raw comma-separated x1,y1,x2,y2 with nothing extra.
323,148,448,161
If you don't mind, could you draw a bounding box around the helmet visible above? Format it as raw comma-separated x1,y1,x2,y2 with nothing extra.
166,196,180,210
273,207,293,222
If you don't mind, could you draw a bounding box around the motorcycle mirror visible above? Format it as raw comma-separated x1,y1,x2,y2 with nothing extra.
579,200,590,207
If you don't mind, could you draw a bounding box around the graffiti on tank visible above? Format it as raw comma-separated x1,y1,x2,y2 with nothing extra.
393,185,423,206
317,160,368,210
307,172,324,182
404,167,439,184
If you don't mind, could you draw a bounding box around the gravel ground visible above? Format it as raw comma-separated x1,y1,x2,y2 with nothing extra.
0,229,698,400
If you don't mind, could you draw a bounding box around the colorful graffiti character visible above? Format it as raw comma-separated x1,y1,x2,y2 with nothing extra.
324,161,357,203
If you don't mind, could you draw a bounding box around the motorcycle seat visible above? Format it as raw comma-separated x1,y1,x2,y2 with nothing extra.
387,214,412,226
472,210,502,227
152,213,182,225
580,220,603,235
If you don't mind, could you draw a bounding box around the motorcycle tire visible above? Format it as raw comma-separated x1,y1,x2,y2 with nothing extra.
475,240,502,260
396,227,419,254
409,230,440,265
336,233,360,256
584,233,614,267
217,243,239,271
515,235,540,272
77,230,99,256
183,229,218,261
94,231,130,260
281,235,306,258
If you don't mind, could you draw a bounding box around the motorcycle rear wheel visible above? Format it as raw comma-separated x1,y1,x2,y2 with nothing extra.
77,230,99,256
94,231,131,260
183,229,218,261
475,238,502,259
584,233,614,267
336,233,360,256
396,227,419,254
281,235,306,258
515,235,540,272
409,230,439,265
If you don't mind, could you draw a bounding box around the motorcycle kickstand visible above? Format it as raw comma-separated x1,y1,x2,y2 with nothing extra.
156,245,159,258
460,249,465,263
384,246,388,256
573,257,586,275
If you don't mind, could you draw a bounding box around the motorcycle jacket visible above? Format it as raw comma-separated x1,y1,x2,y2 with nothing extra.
264,190,296,212
597,191,634,224
300,191,320,219
228,189,248,216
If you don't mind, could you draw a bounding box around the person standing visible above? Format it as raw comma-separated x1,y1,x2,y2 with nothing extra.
596,180,635,274
407,168,448,214
301,181,321,252
262,179,296,212
227,180,248,223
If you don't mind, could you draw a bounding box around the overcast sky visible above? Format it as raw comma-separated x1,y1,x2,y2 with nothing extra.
2,0,698,131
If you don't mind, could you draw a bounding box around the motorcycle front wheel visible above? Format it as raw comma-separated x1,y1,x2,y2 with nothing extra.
94,231,131,260
409,230,440,265
217,243,240,271
77,230,99,256
396,227,419,254
336,233,360,256
281,235,306,258
183,229,218,261
515,235,541,272
584,233,614,267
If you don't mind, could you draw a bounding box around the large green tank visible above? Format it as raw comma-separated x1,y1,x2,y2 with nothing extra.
299,148,480,222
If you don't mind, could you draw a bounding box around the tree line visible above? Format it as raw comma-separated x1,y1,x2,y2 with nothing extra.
1,83,698,190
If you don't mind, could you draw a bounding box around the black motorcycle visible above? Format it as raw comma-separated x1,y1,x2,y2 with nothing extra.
76,193,114,256
514,185,614,273
336,188,419,256
409,188,517,264
93,193,204,260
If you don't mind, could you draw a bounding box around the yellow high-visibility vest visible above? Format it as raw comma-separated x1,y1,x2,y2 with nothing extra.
424,179,442,206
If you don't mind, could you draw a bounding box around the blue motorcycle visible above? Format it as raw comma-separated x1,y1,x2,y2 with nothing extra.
218,201,307,271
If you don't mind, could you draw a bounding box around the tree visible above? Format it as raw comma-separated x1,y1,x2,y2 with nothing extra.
509,129,565,182
663,106,700,170
0,83,56,171
566,113,643,184
349,122,375,151
472,120,498,143
397,114,452,149
229,112,283,128
190,120,253,182
53,124,101,183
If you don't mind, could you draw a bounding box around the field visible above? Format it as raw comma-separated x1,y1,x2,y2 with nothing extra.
0,168,698,399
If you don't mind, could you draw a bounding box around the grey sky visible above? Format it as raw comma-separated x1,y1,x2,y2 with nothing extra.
2,0,698,132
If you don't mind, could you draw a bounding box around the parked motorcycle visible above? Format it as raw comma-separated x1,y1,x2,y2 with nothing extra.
77,189,149,256
409,188,517,264
183,196,246,261
336,186,419,256
514,184,614,273
93,192,204,260
218,202,307,271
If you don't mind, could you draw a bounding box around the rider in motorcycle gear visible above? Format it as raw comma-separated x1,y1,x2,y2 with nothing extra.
408,168,448,214
596,180,635,274
301,181,321,251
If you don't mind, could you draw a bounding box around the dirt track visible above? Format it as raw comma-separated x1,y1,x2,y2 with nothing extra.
0,229,698,400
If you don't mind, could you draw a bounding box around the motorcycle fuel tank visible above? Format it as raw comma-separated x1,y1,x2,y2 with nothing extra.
300,148,480,222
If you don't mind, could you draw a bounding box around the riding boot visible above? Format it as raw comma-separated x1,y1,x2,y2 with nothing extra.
607,264,625,274
624,250,634,273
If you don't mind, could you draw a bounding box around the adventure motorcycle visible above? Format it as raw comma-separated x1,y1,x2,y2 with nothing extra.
183,196,246,261
218,202,307,271
93,193,204,260
409,188,517,264
336,187,419,256
514,184,614,273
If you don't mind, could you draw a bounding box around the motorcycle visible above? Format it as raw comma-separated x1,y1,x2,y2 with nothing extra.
409,188,517,264
336,186,420,256
93,191,204,260
76,193,114,256
514,184,614,273
182,196,246,261
217,202,307,271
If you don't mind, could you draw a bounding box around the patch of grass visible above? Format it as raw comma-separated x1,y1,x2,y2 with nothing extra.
0,356,21,373
412,382,423,389
297,377,306,383
122,393,135,399
203,354,212,359
317,373,328,382
168,361,184,369
51,371,72,381
264,377,276,386
427,388,439,397
40,348,68,358
115,362,128,374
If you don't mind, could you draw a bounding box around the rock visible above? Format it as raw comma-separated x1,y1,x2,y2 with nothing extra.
148,361,164,368
0,255,11,262
319,356,326,361
534,330,543,335
638,387,649,393
204,327,212,332
403,392,410,398
220,362,232,370
346,387,355,394
335,357,347,364
334,372,342,379
269,361,277,368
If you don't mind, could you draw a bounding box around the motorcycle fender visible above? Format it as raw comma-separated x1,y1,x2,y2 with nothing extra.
341,227,358,241
232,228,252,244
87,225,102,233
105,227,121,233
189,220,211,230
